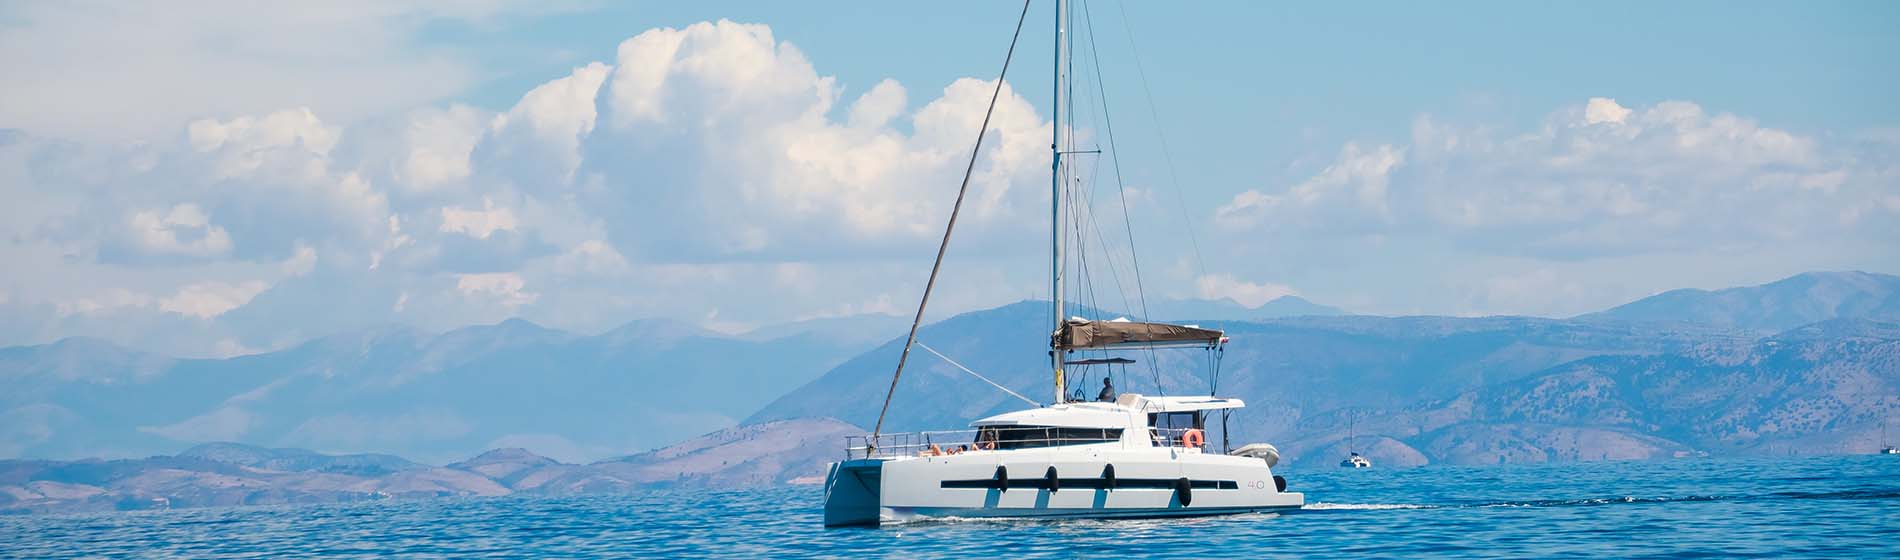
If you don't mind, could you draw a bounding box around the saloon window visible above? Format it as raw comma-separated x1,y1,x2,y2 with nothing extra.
1148,412,1203,431
975,426,1123,450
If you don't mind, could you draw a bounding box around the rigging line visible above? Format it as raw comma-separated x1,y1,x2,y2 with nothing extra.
1080,0,1163,396
870,0,1033,443
1073,32,1135,321
916,342,1040,408
1112,0,1209,286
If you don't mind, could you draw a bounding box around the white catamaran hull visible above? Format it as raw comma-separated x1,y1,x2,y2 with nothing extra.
825,446,1303,526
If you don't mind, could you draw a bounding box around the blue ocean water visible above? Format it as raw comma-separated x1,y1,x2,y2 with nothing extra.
3,455,1896,558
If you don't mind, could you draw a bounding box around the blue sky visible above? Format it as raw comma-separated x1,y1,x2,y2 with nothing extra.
0,1,1895,356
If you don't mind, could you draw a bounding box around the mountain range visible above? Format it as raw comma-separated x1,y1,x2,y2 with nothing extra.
0,317,871,464
1,270,1896,514
1,420,855,515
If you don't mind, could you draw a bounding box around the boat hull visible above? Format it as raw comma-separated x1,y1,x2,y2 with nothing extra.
824,446,1304,527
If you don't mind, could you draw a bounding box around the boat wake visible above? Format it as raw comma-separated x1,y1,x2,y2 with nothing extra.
1301,489,1899,514
1302,502,1433,510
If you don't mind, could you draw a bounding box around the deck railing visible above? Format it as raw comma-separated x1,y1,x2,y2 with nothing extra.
842,426,1205,460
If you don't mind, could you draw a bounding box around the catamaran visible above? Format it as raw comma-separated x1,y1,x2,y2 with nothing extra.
822,0,1304,527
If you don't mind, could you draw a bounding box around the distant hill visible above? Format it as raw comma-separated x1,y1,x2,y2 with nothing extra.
0,421,860,515
737,313,910,348
0,442,512,515
1577,271,1900,331
1291,318,1899,467
0,319,865,463
748,301,1753,436
6,270,1898,488
749,296,1897,469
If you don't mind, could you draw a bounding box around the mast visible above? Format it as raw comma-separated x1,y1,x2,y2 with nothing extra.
1050,0,1068,404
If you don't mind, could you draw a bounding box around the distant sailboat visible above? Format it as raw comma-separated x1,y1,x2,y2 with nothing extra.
1883,417,1898,455
1339,413,1371,468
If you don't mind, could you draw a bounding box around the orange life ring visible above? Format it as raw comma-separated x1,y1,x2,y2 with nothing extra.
1181,429,1205,448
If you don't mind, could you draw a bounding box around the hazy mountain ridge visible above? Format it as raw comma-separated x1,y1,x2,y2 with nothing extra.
1577,271,1900,331
751,272,1898,471
0,419,857,515
0,318,870,463
1282,320,1899,467
2,270,1896,506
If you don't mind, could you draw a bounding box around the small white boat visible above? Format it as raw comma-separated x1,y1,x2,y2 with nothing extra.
1339,414,1372,468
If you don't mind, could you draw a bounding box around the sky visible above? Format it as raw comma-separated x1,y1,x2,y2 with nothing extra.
0,0,1896,357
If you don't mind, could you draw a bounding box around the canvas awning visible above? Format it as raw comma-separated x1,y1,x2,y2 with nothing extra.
1053,318,1225,350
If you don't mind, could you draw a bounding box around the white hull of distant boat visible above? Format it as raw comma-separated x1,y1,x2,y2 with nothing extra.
825,399,1304,526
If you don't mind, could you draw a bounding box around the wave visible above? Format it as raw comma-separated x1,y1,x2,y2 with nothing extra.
1302,502,1434,510
1301,489,1897,513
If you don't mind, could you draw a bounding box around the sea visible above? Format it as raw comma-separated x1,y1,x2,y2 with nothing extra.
4,455,1896,558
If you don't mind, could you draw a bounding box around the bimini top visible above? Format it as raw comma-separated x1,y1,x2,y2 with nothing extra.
1053,317,1225,350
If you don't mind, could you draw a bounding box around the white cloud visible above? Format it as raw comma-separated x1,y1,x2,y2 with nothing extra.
563,20,1051,259
456,272,538,307
396,104,488,190
1216,143,1404,231
1583,97,1633,125
483,62,613,184
439,197,521,239
1195,274,1297,308
282,245,318,277
159,281,270,319
57,289,156,316
1215,98,1895,258
128,204,234,258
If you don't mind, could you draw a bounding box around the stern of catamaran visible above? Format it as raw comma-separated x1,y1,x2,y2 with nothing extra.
823,458,887,527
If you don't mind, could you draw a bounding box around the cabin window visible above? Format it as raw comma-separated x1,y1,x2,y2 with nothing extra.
1147,412,1203,446
975,426,1124,450
1148,412,1203,431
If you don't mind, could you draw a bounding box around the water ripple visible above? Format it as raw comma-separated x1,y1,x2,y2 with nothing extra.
2,455,1896,558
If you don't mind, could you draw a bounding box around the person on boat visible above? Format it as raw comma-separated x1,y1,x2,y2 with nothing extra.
1097,377,1115,402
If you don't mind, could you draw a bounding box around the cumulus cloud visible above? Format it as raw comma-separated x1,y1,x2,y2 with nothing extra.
562,20,1051,259
127,204,234,258
1216,97,1898,258
159,281,270,319
439,197,521,239
456,272,538,308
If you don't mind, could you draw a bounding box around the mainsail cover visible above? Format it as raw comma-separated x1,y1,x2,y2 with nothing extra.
1054,318,1225,350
